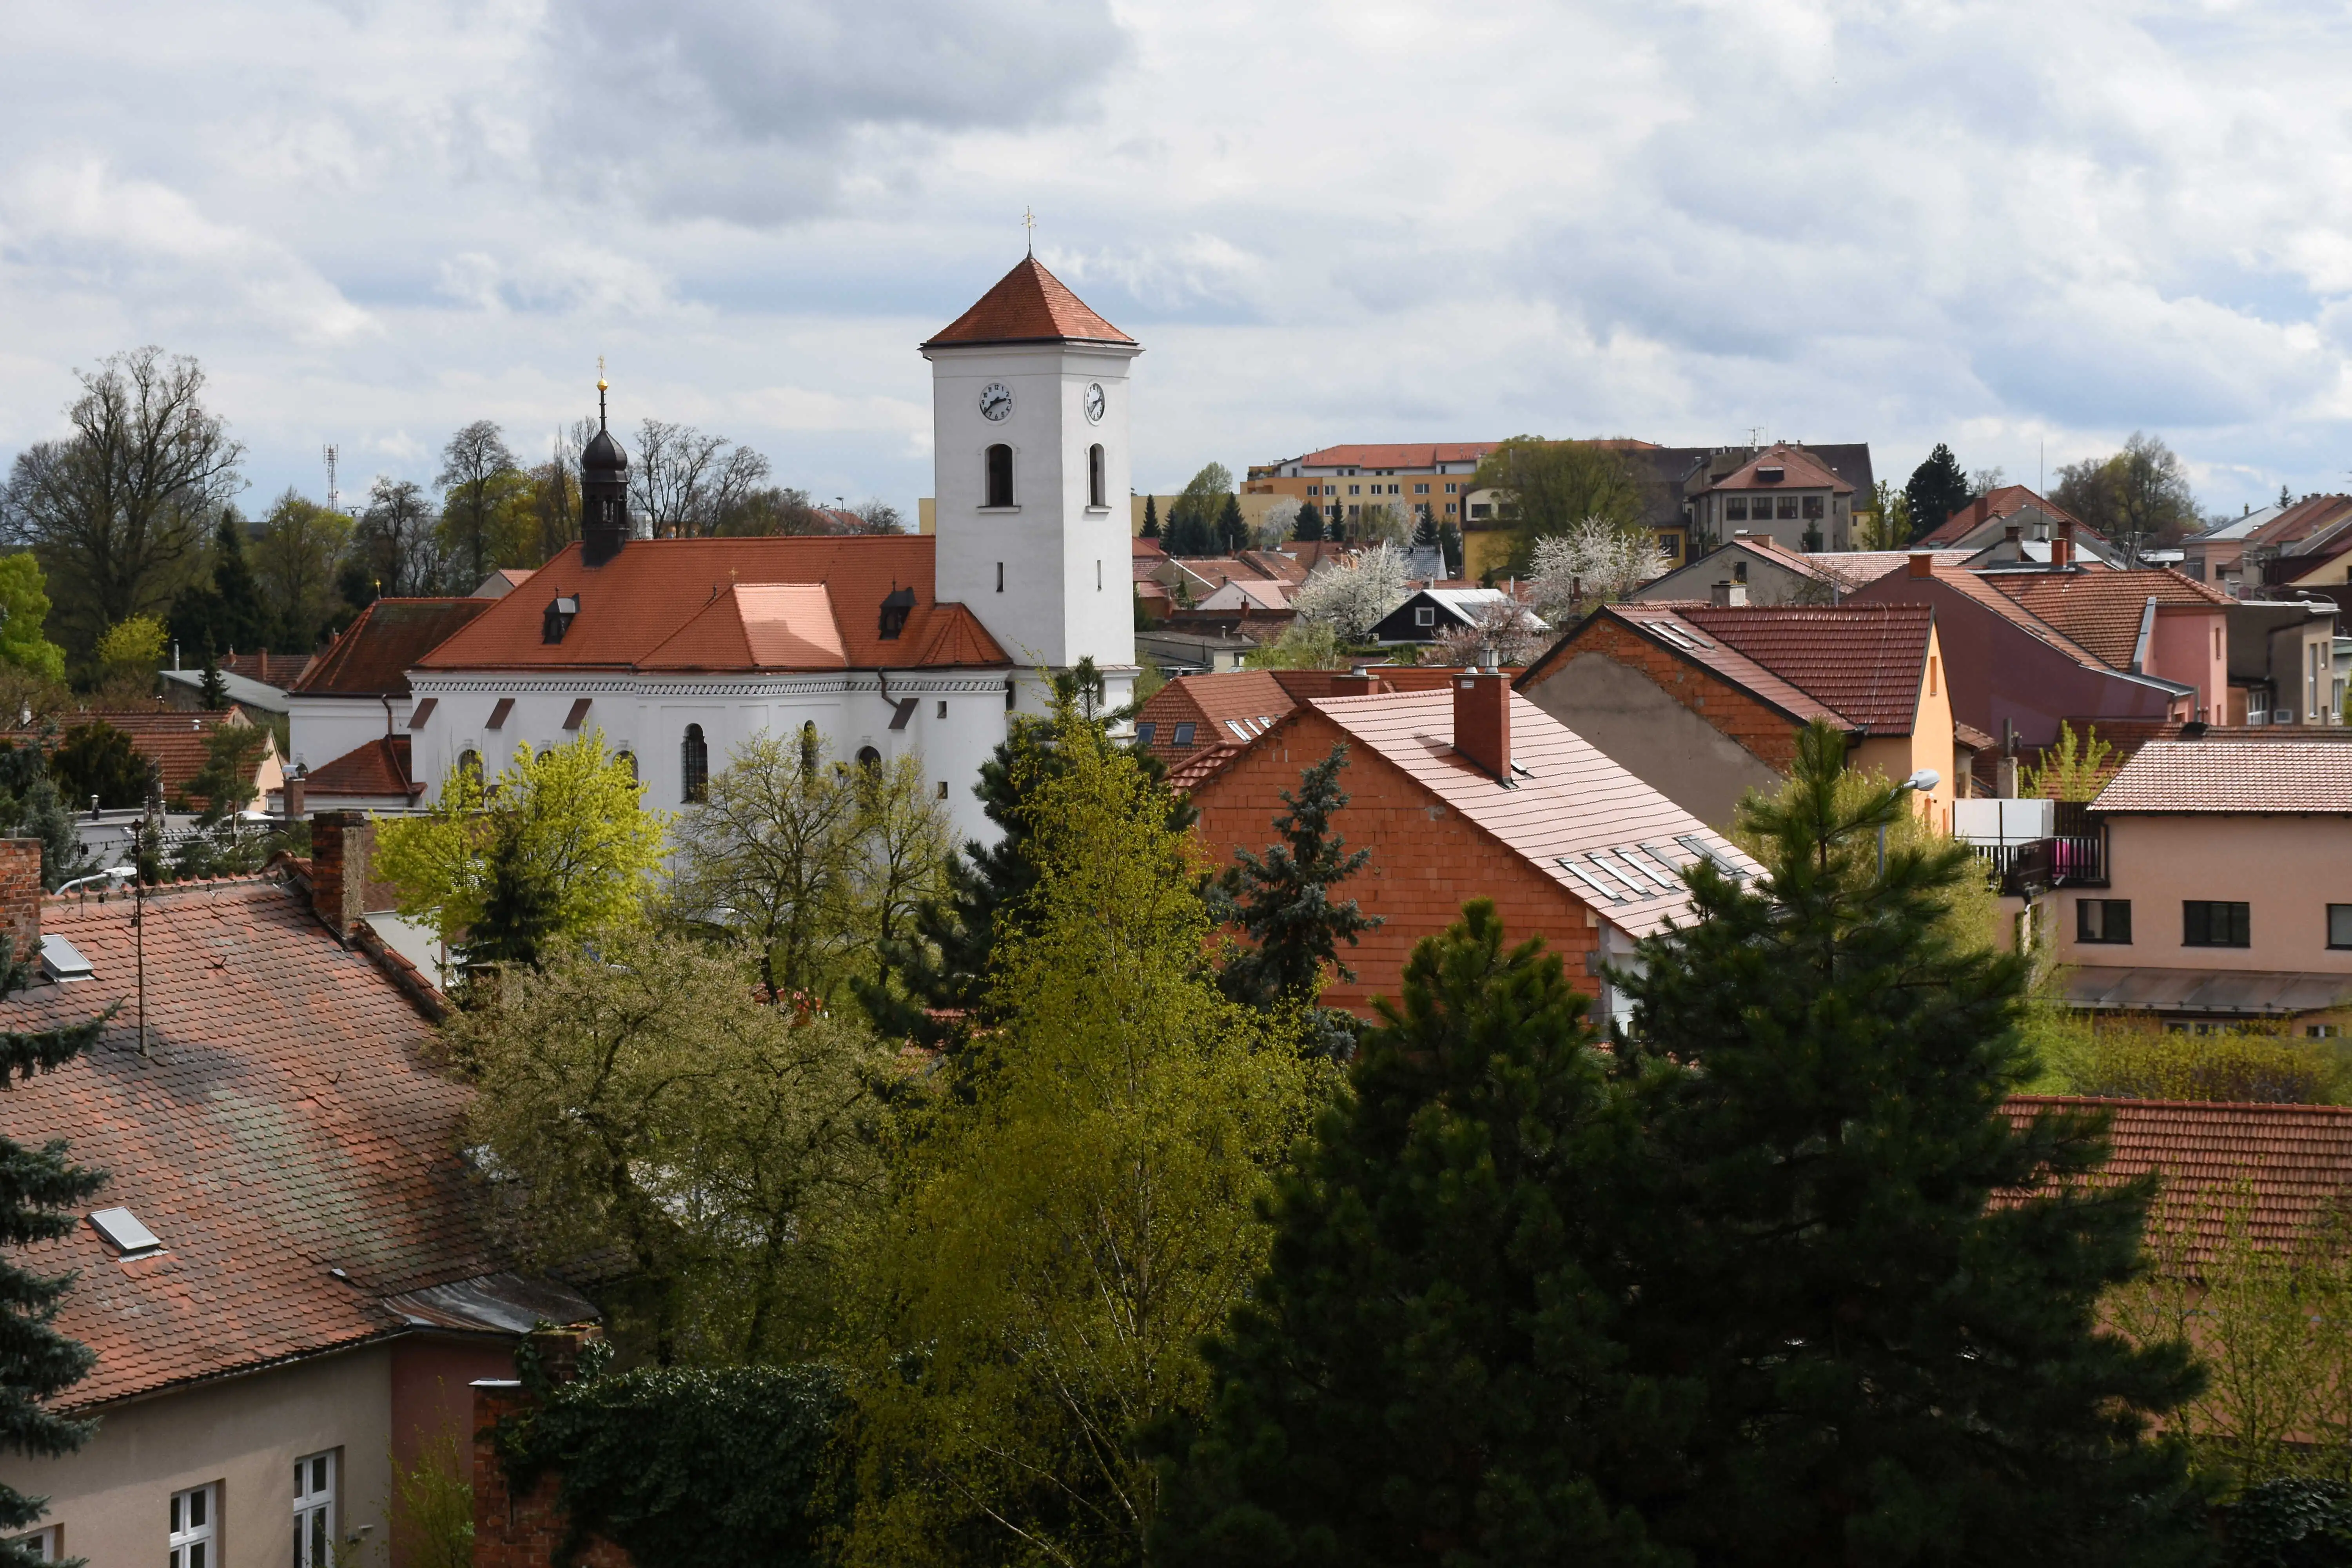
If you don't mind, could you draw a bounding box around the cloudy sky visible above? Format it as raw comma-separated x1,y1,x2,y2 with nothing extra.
2,0,2347,520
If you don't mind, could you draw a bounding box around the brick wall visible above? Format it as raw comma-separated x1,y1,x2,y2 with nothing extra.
470,1330,632,1568
0,838,39,964
1552,616,1802,771
310,811,398,940
1190,708,1600,1016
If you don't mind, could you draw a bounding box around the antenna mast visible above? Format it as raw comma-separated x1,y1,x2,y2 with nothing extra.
322,444,340,514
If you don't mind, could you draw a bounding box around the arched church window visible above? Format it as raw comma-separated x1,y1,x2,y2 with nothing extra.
1089,444,1106,508
615,750,638,785
682,725,709,803
457,749,482,785
985,444,1014,508
855,745,882,769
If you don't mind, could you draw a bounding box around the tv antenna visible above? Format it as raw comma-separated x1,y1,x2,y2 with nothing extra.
322,444,340,513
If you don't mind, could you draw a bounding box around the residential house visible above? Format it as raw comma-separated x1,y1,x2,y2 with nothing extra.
2049,738,2352,1033
1977,564,2233,723
1915,485,2108,558
0,838,591,1568
1242,442,1502,533
1675,444,1856,559
1183,677,1760,1021
1370,586,1546,646
1513,601,1958,830
160,650,318,718
1632,535,1840,607
1625,442,1876,570
1132,666,1468,781
2187,494,2352,595
16,708,286,815
287,597,495,786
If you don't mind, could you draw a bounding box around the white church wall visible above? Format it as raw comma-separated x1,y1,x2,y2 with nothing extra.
289,695,407,776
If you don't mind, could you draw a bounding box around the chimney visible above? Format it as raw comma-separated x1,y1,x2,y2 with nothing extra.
1453,670,1512,780
1330,666,1381,697
310,810,376,943
1907,552,1933,579
1710,580,1747,607
2052,519,2074,568
283,768,306,822
0,839,40,966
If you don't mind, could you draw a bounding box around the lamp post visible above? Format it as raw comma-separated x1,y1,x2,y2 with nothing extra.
1879,768,1941,877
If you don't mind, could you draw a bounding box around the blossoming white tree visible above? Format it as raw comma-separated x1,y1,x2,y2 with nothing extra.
1431,598,1549,667
1292,545,1410,644
1527,517,1666,621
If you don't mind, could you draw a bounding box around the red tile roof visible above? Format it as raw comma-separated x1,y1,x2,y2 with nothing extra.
1290,442,1501,470
0,880,506,1407
1856,560,2115,669
921,256,1134,348
1805,549,1975,591
1917,484,2091,546
2250,494,2352,550
292,598,494,696
1985,568,2230,669
2007,1097,2352,1267
2091,738,2352,814
305,735,422,800
1136,670,1299,760
219,651,318,688
16,709,276,802
1700,443,1853,495
416,536,1007,673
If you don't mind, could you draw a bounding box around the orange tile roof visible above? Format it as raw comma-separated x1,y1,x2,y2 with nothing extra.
1290,442,1500,470
292,598,494,696
416,536,1007,673
1700,443,1853,495
2092,738,2352,813
1917,485,2092,546
0,880,508,1407
305,735,421,800
2250,494,2352,550
17,709,274,801
219,651,317,688
1805,549,1975,591
1864,560,2114,669
1984,568,2229,668
2007,1096,2352,1267
922,256,1134,348
1294,690,1760,939
1136,670,1299,760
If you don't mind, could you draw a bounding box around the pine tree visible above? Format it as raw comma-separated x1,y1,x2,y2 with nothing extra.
198,642,227,710
1156,900,1678,1567
1437,520,1464,578
466,830,561,973
1218,492,1249,552
209,511,268,654
1294,501,1325,543
1612,720,2210,1566
0,932,115,1567
1212,745,1381,1055
1142,494,1161,539
1411,507,1440,549
1904,443,1972,542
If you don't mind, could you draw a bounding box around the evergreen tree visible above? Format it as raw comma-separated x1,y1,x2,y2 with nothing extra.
209,511,268,653
0,745,88,890
1411,506,1440,549
1142,494,1161,539
0,931,114,1568
1294,501,1325,543
1212,745,1381,1055
47,722,147,811
1218,492,1249,552
1904,443,1972,542
1437,519,1464,577
1156,900,1676,1567
197,643,227,710
1612,720,2209,1566
466,830,562,973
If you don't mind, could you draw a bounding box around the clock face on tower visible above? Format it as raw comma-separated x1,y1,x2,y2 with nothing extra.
1084,383,1106,423
978,382,1014,422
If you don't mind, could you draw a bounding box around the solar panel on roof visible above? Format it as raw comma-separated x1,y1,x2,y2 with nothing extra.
88,1206,162,1257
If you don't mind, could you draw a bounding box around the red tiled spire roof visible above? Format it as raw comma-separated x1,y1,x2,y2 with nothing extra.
922,256,1135,349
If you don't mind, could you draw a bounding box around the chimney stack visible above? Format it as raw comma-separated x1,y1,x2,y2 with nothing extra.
310,811,376,943
1710,581,1747,607
1907,552,1933,579
2052,519,2074,568
0,839,40,965
1453,670,1512,780
1329,667,1382,697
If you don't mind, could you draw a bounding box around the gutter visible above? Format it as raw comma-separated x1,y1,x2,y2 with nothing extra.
2129,596,2158,674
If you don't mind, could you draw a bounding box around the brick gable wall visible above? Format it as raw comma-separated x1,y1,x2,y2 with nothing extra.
1556,617,1802,771
1189,708,1600,1016
470,1330,633,1568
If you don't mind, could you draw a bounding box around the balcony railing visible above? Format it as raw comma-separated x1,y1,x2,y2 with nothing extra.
1958,800,2107,895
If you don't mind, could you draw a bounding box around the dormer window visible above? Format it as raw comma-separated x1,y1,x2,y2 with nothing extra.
543,593,581,644
879,585,916,640
1756,465,1785,484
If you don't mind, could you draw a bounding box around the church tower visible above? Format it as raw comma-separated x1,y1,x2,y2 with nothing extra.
923,256,1140,709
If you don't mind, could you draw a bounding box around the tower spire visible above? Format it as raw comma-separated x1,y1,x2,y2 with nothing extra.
1023,205,1035,256
597,355,609,429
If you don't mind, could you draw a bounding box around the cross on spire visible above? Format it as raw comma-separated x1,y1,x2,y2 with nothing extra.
1023,205,1035,255
597,354,608,428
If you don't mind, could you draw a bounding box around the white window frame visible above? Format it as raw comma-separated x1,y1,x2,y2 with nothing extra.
294,1449,336,1567
1414,605,1435,626
169,1483,217,1568
6,1526,58,1561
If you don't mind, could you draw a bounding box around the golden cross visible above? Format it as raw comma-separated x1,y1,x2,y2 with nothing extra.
1023,206,1035,254
597,353,607,392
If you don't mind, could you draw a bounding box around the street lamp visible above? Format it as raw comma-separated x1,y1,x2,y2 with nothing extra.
1879,768,1941,877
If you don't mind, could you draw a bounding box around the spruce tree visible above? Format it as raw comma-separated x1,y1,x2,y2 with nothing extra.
1612,720,2209,1566
1212,745,1381,1054
1142,494,1161,539
466,830,561,973
1218,492,1249,552
1438,519,1464,577
1294,501,1325,543
198,643,228,710
1411,506,1440,549
1156,901,1679,1567
209,512,268,654
1904,443,1972,542
0,932,114,1568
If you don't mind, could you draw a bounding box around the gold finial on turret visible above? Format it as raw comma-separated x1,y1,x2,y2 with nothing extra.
597,354,608,393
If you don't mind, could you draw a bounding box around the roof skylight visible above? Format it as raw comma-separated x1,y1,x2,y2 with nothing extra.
39,934,93,983
89,1206,163,1258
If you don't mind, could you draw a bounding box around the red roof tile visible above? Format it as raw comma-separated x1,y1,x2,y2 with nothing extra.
1805,549,1976,591
15,709,278,803
1290,442,1501,470
1917,485,2092,546
2092,737,2352,814
1136,671,1299,760
219,651,318,688
416,537,1007,673
0,881,502,1407
2250,495,2352,550
1700,444,1853,495
292,599,494,697
305,735,421,800
922,256,1134,348
1985,568,2229,669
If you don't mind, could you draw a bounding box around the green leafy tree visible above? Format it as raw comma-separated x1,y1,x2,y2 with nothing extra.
251,488,353,650
446,931,888,1364
1156,898,1673,1567
1293,499,1324,542
0,556,65,684
2024,720,2117,801
2054,433,2203,565
377,729,668,962
166,510,269,666
0,932,116,1568
1612,720,2210,1565
1141,493,1160,539
1856,480,1913,552
1469,436,1645,573
1904,443,1972,541
91,613,165,702
47,720,147,811
437,420,525,583
1167,464,1235,557
1212,745,1381,1053
843,691,1321,1568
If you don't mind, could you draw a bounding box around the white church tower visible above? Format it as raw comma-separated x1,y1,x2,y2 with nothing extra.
923,255,1141,713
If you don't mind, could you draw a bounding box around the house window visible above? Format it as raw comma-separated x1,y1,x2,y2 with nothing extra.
855,745,882,768
1469,503,1491,519
2330,905,2352,949
937,700,948,719
1777,497,1799,519
1445,503,1456,514
169,1484,216,1568
2077,898,2132,944
294,1451,335,1568
615,750,637,784
681,724,709,804
1928,656,1939,697
2312,1024,2342,1038
1134,721,1157,746
1445,483,1458,494
1414,483,1429,494
1725,497,1748,521
1415,605,1435,626
1802,495,1824,519
1088,444,1106,508
985,444,1014,507
2184,900,2250,947
1733,560,1748,584
1348,485,1360,495
1172,721,1196,747
7,1528,57,1561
